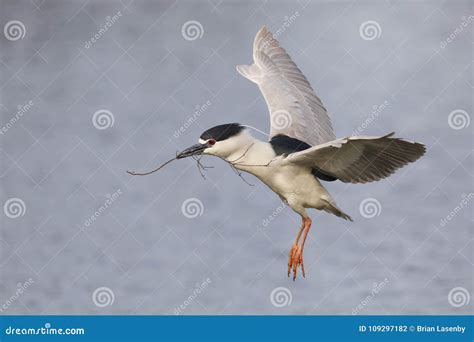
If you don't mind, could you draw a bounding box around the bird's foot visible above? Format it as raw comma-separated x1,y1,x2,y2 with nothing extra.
287,244,305,281
287,243,297,277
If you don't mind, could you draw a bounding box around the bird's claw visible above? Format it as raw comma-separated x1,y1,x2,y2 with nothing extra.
287,243,305,281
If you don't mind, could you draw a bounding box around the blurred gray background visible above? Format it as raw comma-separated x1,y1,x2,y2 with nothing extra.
0,0,472,315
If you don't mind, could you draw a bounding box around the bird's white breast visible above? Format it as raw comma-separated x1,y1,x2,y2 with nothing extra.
230,140,330,211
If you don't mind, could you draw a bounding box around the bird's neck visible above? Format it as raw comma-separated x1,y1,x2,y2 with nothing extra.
224,134,275,173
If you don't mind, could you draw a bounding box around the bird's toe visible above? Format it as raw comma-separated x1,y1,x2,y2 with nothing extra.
289,246,304,281
287,243,298,277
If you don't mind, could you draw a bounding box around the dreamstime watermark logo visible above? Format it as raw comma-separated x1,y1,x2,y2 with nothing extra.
448,287,470,308
448,109,470,130
174,278,212,315
261,193,297,229
352,100,390,136
439,193,473,228
4,322,85,336
359,198,381,218
262,11,300,49
174,100,212,138
270,287,292,308
359,20,381,41
84,11,123,49
4,20,26,41
92,287,115,307
0,100,34,136
3,198,26,219
181,20,203,41
440,15,474,49
261,202,286,229
271,110,292,130
84,189,122,227
92,109,115,130
181,198,204,218
352,278,389,315
0,278,34,313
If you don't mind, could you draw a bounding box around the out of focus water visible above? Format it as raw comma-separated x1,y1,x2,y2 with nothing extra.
0,0,472,315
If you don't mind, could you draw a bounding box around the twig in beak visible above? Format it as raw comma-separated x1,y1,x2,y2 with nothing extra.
126,142,263,185
126,157,177,176
193,155,213,179
229,163,254,186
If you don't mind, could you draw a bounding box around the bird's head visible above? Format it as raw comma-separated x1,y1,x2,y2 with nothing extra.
177,123,250,159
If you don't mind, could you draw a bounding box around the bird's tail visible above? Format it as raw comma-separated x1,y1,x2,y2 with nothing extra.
322,200,353,221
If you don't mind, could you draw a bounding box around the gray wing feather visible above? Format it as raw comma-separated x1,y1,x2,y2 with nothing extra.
284,133,426,183
236,26,335,146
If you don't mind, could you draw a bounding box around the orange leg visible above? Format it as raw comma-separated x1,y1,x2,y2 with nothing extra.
288,217,312,281
287,220,305,277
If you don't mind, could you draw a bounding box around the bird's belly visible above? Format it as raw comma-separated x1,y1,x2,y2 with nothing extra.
245,164,329,209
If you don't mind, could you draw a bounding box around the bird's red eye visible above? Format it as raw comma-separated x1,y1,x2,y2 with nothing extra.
208,139,216,146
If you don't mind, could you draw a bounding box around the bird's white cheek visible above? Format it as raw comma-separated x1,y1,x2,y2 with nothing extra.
203,146,224,157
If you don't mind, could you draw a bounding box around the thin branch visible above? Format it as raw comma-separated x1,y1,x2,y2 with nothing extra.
228,143,255,163
193,155,214,179
126,157,177,176
229,163,254,186
126,142,273,186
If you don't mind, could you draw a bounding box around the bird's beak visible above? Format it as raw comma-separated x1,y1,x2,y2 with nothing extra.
176,143,208,159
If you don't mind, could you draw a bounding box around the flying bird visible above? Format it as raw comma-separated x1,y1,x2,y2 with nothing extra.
170,27,425,280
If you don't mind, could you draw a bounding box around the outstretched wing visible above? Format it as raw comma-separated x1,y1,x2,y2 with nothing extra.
283,133,426,184
236,26,335,146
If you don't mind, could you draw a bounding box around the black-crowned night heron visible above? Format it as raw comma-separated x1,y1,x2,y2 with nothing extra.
176,26,425,280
